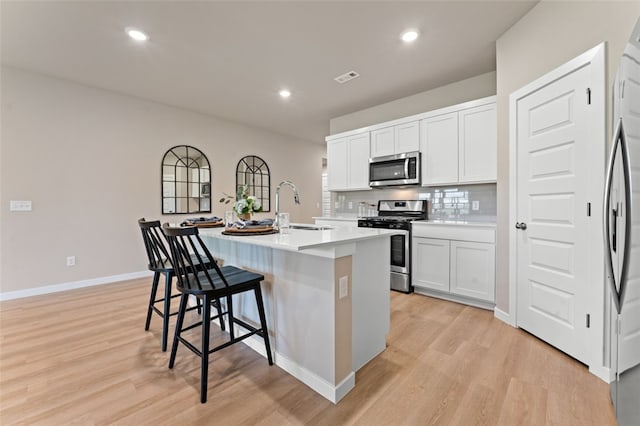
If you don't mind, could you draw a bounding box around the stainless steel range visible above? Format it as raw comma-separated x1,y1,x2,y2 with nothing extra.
357,200,428,293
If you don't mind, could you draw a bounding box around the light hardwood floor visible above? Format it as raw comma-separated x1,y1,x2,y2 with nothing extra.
0,278,615,425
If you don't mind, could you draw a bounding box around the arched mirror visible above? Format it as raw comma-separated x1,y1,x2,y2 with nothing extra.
162,145,211,214
236,155,271,212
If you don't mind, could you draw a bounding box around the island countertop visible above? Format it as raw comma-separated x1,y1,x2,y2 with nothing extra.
199,225,399,252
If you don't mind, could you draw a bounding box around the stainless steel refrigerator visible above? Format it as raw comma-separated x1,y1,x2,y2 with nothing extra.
604,17,640,426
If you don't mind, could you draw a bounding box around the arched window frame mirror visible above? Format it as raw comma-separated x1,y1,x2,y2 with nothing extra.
236,155,271,212
161,145,211,214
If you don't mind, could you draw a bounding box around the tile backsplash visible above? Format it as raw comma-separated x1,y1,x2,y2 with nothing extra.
332,183,496,222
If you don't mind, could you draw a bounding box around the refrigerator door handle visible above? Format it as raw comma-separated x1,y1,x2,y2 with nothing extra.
604,117,633,314
603,118,624,313
618,118,633,308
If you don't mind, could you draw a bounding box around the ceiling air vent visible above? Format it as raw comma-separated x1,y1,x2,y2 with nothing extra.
334,70,360,84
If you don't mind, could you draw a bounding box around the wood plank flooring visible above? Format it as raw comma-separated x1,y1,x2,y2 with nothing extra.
0,278,615,425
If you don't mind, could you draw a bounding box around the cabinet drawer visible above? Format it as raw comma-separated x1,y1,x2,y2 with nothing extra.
412,224,495,243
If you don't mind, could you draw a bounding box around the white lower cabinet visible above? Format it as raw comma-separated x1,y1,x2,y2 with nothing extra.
449,240,495,302
413,238,450,292
412,223,496,307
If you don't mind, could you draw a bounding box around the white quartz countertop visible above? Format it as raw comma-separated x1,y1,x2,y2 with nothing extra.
312,216,359,222
415,220,496,227
199,224,399,252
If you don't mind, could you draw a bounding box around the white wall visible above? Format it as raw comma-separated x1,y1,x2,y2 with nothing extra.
329,71,497,135
0,67,325,294
495,0,640,313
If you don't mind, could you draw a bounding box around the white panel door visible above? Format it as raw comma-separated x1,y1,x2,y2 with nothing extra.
459,103,497,183
412,237,450,292
516,65,591,363
347,133,370,190
420,112,458,186
327,138,348,191
370,126,394,158
395,121,420,153
450,241,495,302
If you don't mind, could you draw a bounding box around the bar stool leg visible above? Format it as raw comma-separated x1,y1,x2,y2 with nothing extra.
215,298,226,331
169,293,188,369
161,271,173,352
226,295,234,340
254,287,273,365
201,295,211,404
145,271,160,331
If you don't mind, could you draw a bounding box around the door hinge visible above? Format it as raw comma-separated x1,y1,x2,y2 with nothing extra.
586,313,591,328
587,88,591,105
587,202,591,216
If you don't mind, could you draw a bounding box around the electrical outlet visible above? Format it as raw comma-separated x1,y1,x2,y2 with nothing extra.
472,201,480,211
348,202,353,209
339,276,348,299
66,256,76,267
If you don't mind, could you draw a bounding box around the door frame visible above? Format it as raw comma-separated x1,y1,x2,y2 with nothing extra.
508,43,608,381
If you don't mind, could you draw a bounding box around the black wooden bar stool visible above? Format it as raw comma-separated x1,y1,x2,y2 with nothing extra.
162,223,273,403
138,218,224,351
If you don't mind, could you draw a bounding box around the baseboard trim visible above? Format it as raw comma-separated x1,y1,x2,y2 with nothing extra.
590,365,613,383
0,270,152,301
494,307,516,327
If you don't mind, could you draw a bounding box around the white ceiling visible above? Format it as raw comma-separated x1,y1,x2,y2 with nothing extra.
1,1,537,143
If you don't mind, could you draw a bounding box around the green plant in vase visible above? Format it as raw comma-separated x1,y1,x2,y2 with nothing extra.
220,185,262,220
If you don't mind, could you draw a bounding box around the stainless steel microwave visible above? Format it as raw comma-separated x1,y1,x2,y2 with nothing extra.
369,151,421,187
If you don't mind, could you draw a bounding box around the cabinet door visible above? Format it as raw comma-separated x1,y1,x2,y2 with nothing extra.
412,237,450,292
370,127,395,158
420,112,459,185
450,241,495,302
458,103,497,183
395,121,419,153
348,133,371,190
327,138,348,190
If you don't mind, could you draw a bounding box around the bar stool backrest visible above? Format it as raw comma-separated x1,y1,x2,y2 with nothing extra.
162,223,230,292
138,218,171,271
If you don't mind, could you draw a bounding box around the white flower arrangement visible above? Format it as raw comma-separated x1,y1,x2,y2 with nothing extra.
220,185,263,215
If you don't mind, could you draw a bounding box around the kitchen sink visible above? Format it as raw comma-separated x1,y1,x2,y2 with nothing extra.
289,225,332,231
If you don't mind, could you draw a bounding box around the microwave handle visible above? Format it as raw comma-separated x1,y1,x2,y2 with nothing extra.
404,158,409,179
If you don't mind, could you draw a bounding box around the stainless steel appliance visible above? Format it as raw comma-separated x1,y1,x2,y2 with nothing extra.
604,17,640,426
369,151,420,187
358,200,428,293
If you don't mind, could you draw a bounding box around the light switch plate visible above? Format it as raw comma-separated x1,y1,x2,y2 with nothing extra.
10,200,32,211
472,201,480,211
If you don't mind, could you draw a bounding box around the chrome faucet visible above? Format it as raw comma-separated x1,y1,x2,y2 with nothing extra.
274,180,301,228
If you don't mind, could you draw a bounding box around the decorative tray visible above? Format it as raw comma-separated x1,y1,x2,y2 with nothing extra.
222,226,278,236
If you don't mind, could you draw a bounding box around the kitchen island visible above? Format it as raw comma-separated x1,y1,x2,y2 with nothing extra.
198,225,397,403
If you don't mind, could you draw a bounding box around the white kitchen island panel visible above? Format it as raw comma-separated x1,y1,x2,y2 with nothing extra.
199,227,392,403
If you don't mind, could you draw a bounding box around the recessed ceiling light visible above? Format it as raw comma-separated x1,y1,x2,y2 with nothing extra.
279,89,291,99
401,30,419,43
126,28,148,42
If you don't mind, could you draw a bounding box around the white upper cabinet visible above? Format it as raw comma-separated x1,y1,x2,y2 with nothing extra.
326,96,495,190
370,126,395,157
370,121,419,158
327,137,348,190
327,133,371,191
458,103,497,183
420,112,459,186
420,100,496,186
348,133,371,190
